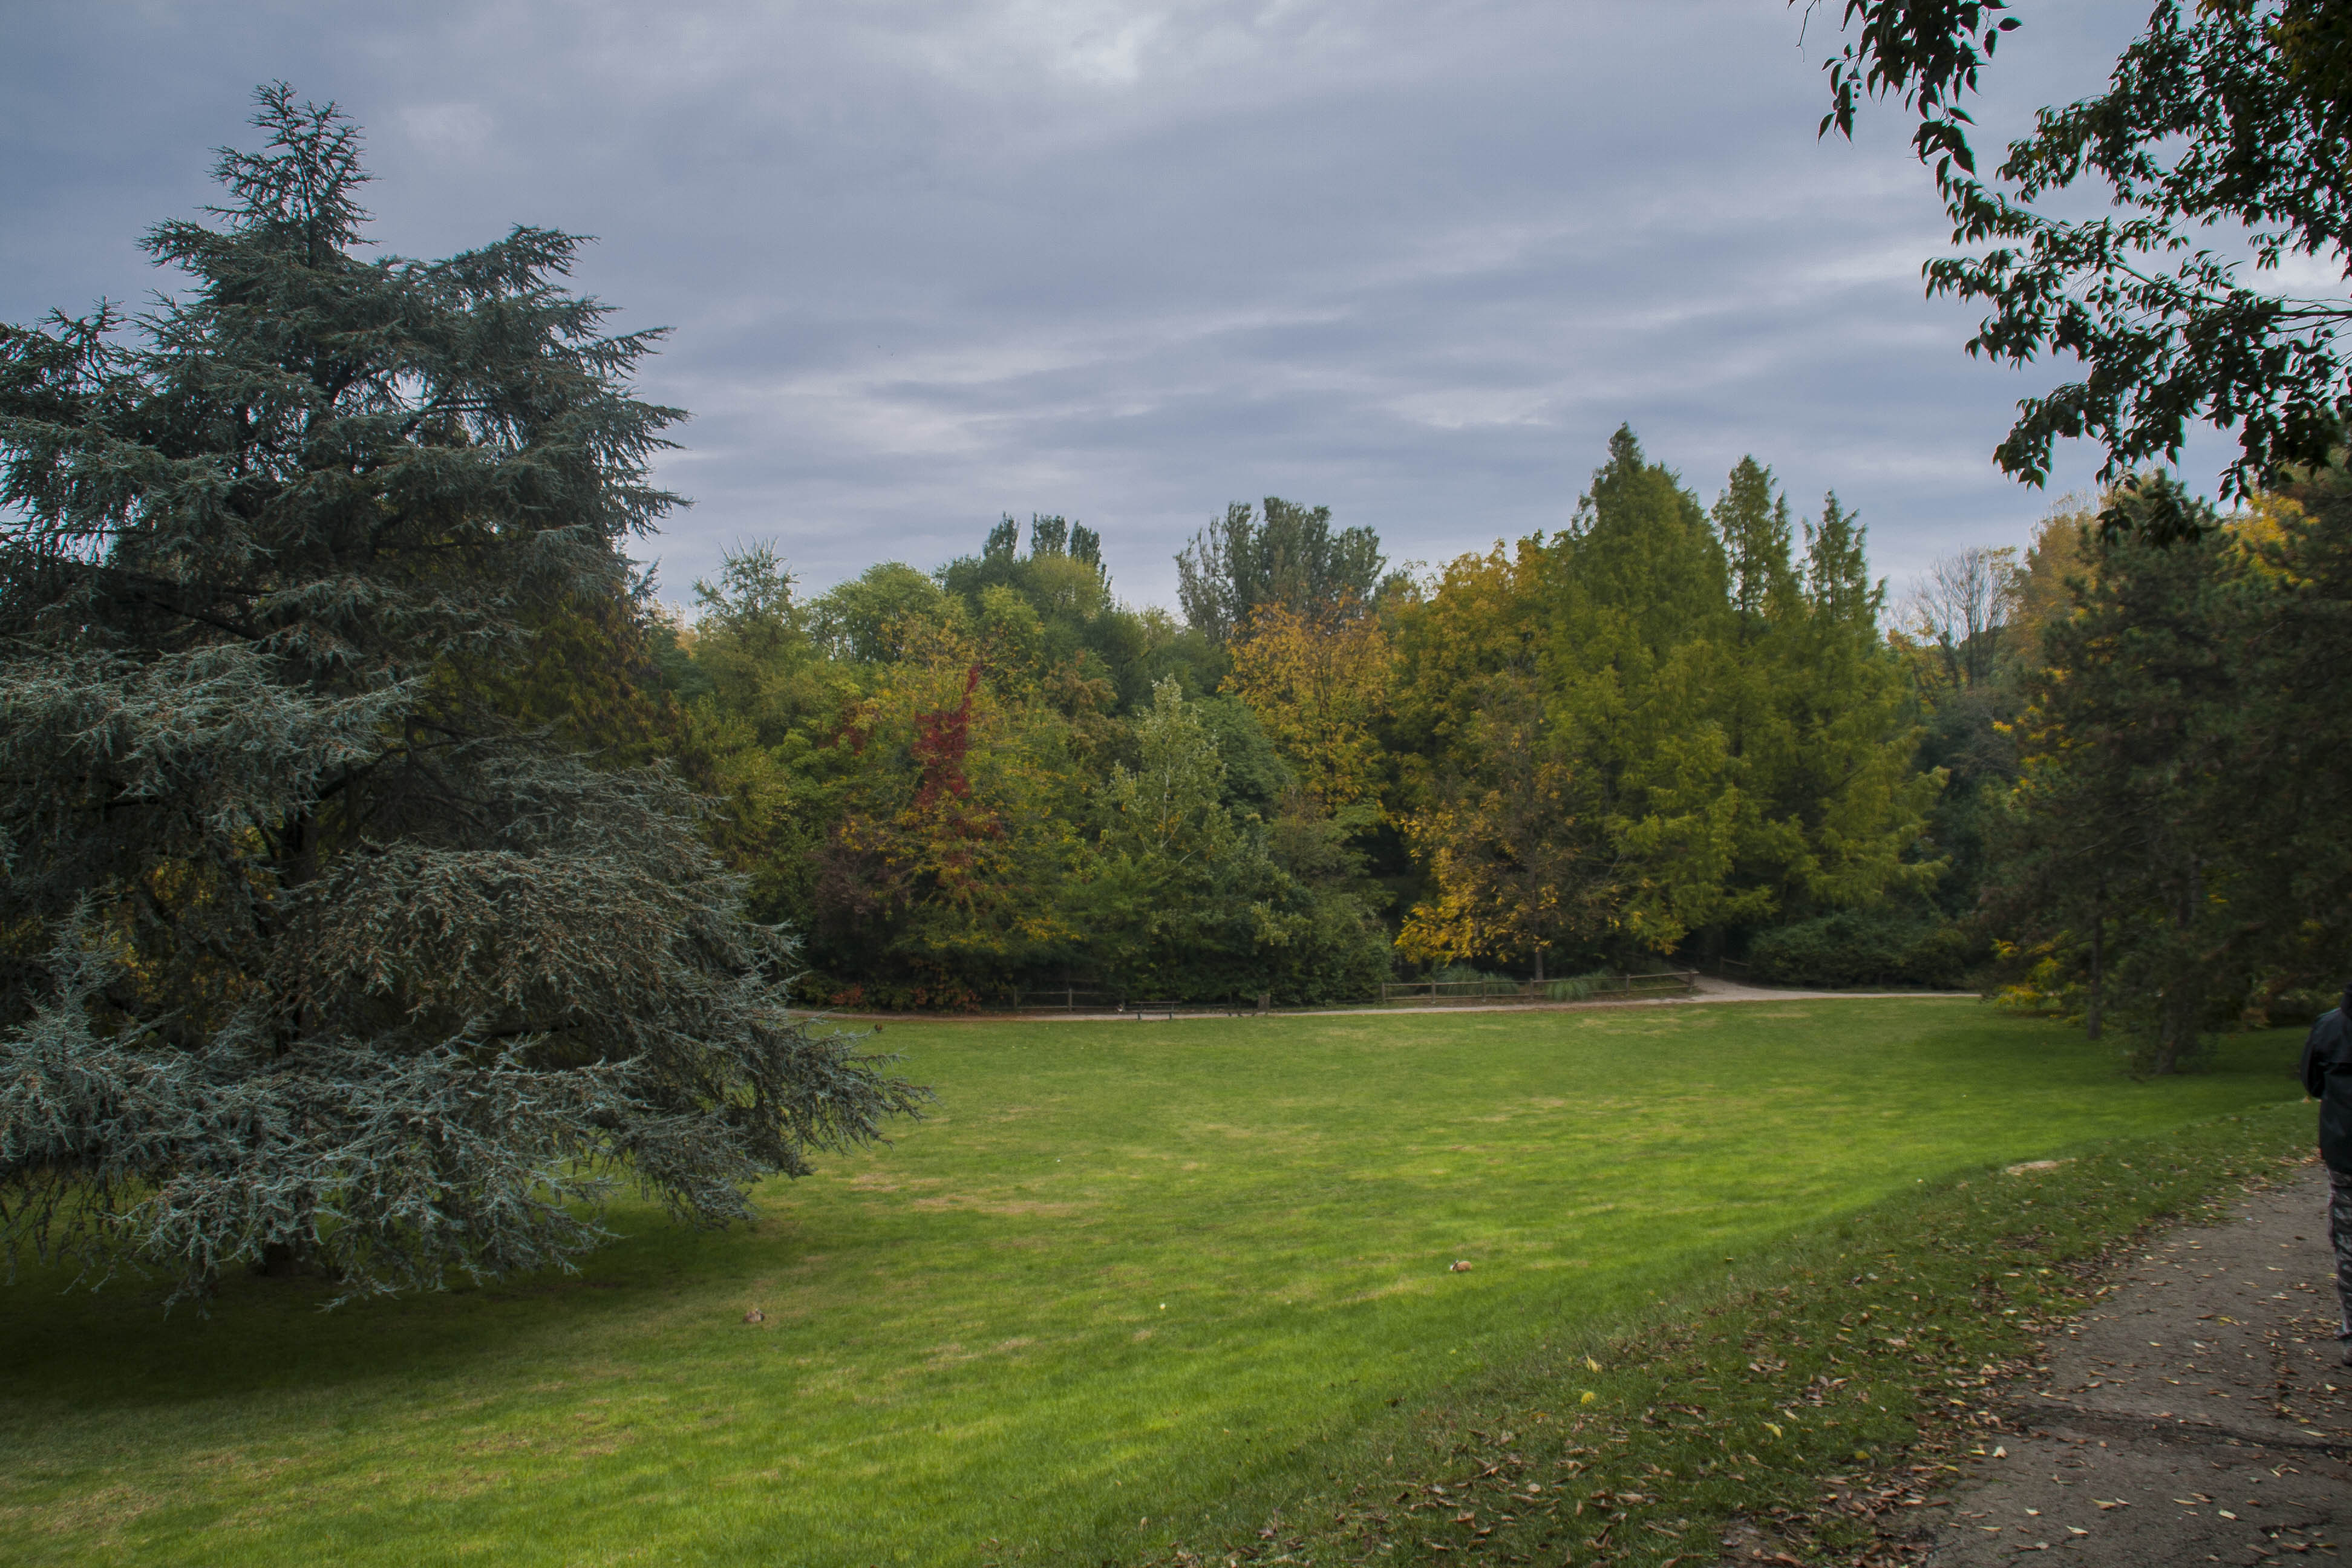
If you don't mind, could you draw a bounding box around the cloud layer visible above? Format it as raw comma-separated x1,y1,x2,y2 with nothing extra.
1,1,2230,606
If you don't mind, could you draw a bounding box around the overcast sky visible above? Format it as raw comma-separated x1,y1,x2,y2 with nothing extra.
1,0,2230,612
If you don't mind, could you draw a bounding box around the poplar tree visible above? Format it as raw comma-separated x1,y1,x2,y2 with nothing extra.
1174,498,1387,642
0,88,925,1304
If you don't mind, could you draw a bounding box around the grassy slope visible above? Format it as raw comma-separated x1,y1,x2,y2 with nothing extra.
0,1002,2307,1567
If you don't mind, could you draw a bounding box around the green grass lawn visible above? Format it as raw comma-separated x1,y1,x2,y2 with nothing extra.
0,1001,2309,1567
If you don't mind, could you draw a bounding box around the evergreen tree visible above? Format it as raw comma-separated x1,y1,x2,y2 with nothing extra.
1989,486,2239,1071
0,89,924,1304
1774,494,1941,912
1709,459,1809,920
1393,437,1939,973
1544,430,1742,951
1714,456,1799,639
1987,469,2352,1070
1561,426,1732,658
1802,492,1878,627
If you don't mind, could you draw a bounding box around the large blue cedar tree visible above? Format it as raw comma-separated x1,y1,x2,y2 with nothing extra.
0,87,925,1306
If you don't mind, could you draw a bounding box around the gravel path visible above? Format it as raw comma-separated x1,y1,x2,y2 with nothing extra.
1915,1167,2351,1566
826,976,1973,1024
1220,976,1970,1018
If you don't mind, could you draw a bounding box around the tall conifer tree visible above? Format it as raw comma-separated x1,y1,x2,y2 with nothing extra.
0,89,925,1304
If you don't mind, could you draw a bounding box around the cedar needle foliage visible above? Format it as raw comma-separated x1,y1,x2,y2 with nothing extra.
0,87,927,1307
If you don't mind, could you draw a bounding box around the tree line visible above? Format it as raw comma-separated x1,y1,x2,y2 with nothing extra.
637,427,1953,1011
648,436,2352,1082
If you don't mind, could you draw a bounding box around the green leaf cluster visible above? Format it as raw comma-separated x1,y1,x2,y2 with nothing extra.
656,517,1387,1008
1815,0,2352,506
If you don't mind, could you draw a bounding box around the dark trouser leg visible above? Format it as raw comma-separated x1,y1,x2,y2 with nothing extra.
2332,1165,2352,1340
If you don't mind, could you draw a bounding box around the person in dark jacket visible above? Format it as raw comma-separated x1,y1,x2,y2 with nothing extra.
2298,982,2352,1364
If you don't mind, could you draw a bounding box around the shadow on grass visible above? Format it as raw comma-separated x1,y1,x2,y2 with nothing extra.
0,1197,823,1408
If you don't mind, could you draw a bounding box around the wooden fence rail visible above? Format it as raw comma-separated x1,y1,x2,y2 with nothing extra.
1015,989,1276,1016
1014,987,1125,1012
1009,976,1699,1015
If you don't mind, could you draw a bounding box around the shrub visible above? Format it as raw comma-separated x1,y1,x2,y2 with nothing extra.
1430,962,1520,987
1543,971,1613,1002
1746,910,1978,990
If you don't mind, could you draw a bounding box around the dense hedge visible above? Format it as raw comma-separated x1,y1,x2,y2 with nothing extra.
1745,909,1978,989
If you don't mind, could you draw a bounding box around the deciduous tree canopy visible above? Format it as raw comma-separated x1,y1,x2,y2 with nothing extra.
1812,1,2352,518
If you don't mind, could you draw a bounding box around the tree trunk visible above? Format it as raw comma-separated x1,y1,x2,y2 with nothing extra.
284,807,318,890
255,1242,305,1277
2085,885,2105,1042
2146,856,2203,1075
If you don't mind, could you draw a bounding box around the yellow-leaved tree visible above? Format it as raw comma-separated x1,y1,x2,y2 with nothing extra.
1220,598,1393,813
1394,673,1621,980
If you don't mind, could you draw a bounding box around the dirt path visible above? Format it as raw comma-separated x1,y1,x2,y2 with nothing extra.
1911,1167,2351,1566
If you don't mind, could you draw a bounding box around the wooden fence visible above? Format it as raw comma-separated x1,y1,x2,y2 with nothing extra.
1122,995,1273,1019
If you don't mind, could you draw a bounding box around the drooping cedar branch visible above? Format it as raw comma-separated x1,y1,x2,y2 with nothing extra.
0,86,927,1307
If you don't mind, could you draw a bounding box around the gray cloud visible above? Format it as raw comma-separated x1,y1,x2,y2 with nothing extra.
1,1,2232,607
